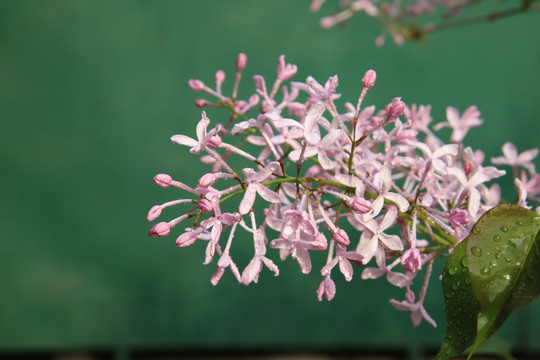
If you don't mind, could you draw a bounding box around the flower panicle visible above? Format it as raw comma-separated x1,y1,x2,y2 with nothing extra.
146,54,539,328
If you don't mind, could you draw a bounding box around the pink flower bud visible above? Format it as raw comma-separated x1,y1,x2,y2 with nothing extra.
195,99,208,108
188,79,205,91
154,174,172,188
449,208,468,228
388,97,406,119
333,228,350,247
198,198,213,212
236,53,247,72
351,197,372,213
463,160,475,176
215,70,226,85
401,247,422,272
198,173,216,188
176,231,198,247
248,94,259,107
146,205,162,221
148,222,171,237
207,135,222,148
362,69,376,89
320,16,336,29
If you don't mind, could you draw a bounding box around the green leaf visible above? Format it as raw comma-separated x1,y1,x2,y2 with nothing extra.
435,204,540,360
435,240,480,360
466,204,540,356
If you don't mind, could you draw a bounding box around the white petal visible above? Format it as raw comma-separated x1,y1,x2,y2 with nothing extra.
238,185,257,215
171,134,198,147
256,183,282,203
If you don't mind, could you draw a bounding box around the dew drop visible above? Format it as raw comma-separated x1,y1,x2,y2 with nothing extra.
472,226,481,235
501,225,509,233
481,267,491,275
516,220,524,226
487,209,496,217
505,257,513,262
452,282,460,290
461,256,468,268
448,266,458,275
471,246,483,257
493,235,502,242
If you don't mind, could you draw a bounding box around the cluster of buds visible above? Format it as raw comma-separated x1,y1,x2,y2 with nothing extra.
147,53,539,327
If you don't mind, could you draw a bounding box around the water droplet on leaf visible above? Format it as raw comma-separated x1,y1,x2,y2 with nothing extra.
493,234,502,242
471,246,483,257
472,226,481,235
501,225,509,233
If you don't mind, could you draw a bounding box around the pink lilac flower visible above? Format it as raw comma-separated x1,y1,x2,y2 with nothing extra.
491,142,538,176
433,106,483,143
362,247,414,287
242,228,280,285
357,206,404,264
321,245,365,281
389,261,437,328
171,112,221,154
317,275,336,301
238,162,282,215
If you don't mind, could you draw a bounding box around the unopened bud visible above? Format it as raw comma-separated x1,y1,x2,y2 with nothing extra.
248,94,259,107
176,231,198,247
215,70,226,85
463,160,475,177
207,135,222,148
362,69,376,89
188,79,205,91
333,228,350,247
198,198,213,212
148,222,171,237
147,205,163,221
154,174,172,188
236,53,247,72
351,197,372,213
195,99,208,108
388,97,406,119
198,173,216,188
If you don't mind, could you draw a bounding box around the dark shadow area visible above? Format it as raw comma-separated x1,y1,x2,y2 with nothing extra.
0,350,115,360
131,347,407,360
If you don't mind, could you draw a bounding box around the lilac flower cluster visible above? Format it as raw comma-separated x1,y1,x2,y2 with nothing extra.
147,54,540,327
309,0,512,46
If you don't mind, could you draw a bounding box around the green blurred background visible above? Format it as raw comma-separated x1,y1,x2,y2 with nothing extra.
1,0,539,359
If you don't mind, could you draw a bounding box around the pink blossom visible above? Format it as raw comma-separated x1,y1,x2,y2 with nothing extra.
362,248,413,287
211,251,242,286
357,206,404,264
321,245,364,281
171,112,221,154
238,162,282,215
317,275,336,301
491,142,538,175
433,106,483,143
242,229,279,285
269,208,326,274
390,288,437,327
